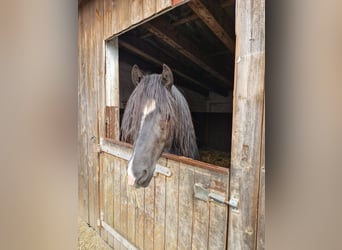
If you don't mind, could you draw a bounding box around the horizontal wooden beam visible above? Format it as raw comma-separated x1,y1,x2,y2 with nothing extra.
144,20,229,85
188,0,235,53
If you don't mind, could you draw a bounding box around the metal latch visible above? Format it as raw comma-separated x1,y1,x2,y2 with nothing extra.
154,165,171,177
194,183,239,212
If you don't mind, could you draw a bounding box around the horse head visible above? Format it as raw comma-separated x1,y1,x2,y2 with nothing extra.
124,64,175,188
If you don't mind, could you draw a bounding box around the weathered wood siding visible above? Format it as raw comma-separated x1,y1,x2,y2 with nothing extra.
79,0,178,230
103,0,177,39
78,0,104,232
99,143,230,250
228,0,265,249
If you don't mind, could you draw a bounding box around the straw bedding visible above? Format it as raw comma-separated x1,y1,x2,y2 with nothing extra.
78,218,112,250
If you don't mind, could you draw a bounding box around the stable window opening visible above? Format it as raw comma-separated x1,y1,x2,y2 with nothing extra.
105,0,235,169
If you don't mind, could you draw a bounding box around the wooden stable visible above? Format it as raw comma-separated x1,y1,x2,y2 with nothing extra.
78,0,264,249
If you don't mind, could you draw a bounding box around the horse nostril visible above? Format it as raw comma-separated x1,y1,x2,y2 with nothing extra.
137,169,149,186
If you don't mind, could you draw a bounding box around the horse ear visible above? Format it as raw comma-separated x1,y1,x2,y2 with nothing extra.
161,64,173,90
131,64,143,86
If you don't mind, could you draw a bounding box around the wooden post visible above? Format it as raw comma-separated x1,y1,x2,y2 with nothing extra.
228,0,265,249
105,38,120,141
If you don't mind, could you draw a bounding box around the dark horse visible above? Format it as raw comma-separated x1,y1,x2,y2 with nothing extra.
121,64,199,188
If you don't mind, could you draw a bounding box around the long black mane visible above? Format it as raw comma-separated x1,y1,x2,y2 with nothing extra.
121,73,199,159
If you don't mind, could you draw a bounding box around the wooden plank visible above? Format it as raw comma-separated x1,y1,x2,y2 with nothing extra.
127,161,136,245
85,0,98,230
105,38,120,140
113,157,122,249
118,0,131,32
192,170,211,250
101,155,108,242
144,173,155,250
105,38,119,107
144,19,230,85
154,157,167,250
93,0,104,232
107,157,115,248
102,139,229,175
156,0,172,12
208,171,229,250
103,0,112,38
120,158,128,250
178,163,195,250
77,0,88,222
135,183,145,249
131,0,143,25
256,99,265,250
165,159,180,250
143,0,156,19
80,0,91,224
105,106,116,140
188,0,235,53
228,0,265,249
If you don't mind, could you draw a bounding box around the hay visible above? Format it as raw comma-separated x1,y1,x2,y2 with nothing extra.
199,149,231,168
78,218,112,250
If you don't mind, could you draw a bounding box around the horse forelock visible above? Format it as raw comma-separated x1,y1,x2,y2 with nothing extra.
121,73,199,159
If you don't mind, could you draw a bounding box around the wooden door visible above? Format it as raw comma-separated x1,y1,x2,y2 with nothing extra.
99,140,230,250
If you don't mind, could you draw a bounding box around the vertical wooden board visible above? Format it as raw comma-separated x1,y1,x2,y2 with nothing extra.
192,170,211,250
80,134,89,221
135,183,145,249
78,4,85,221
111,0,119,35
208,172,229,250
87,0,104,232
101,155,108,242
113,157,122,248
127,162,136,245
256,102,265,250
144,174,155,250
165,159,180,250
208,203,227,250
154,157,167,250
131,0,143,25
120,158,129,249
118,0,131,32
80,0,91,223
105,38,120,140
178,163,194,250
104,0,115,39
256,164,265,250
228,0,265,249
156,0,172,12
143,0,156,19
107,157,115,248
85,0,97,229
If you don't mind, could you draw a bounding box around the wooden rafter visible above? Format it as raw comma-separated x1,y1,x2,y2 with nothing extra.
119,37,229,96
188,0,235,53
143,20,229,85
